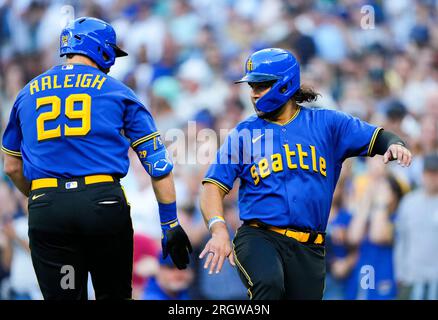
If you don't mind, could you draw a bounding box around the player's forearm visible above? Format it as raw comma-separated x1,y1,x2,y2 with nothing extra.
7,174,30,197
200,183,227,234
151,172,179,226
3,155,30,197
150,172,176,204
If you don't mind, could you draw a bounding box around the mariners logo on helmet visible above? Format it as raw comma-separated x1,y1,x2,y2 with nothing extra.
246,59,254,72
61,35,69,47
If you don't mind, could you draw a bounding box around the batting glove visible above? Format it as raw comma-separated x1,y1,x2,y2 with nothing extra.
161,220,192,269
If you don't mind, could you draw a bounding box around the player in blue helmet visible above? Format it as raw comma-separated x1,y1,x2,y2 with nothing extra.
60,17,128,72
235,48,301,115
2,17,192,300
199,48,412,299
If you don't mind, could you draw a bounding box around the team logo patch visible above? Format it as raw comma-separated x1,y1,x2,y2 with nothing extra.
61,35,69,47
62,64,74,70
154,159,170,172
246,59,253,72
65,181,78,189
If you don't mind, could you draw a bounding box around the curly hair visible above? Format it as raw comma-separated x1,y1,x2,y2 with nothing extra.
292,85,320,103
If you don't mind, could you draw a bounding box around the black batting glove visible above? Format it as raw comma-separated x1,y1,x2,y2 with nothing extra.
161,223,193,269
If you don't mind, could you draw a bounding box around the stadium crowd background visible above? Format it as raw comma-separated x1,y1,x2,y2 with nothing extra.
1,0,438,300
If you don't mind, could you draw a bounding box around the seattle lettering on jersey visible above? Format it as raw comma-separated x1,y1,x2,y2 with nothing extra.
203,107,379,230
29,73,107,95
250,143,327,185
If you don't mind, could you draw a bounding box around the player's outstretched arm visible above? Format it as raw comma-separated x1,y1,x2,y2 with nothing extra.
199,182,235,274
371,130,412,167
3,154,30,196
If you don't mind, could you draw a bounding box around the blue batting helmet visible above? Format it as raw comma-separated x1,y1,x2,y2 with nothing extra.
235,48,300,113
60,17,127,70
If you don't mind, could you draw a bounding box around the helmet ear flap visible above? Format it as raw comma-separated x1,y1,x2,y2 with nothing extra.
96,46,109,62
102,51,110,62
280,78,299,96
280,82,288,94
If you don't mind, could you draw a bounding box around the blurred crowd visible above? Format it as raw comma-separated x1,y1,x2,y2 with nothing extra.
1,0,438,300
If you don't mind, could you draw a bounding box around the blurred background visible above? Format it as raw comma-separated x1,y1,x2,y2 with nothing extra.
1,0,438,300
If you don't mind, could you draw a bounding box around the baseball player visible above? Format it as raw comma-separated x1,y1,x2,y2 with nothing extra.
199,48,412,300
1,17,192,300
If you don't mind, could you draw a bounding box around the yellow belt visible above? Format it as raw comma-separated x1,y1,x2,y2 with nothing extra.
249,222,324,245
31,175,114,191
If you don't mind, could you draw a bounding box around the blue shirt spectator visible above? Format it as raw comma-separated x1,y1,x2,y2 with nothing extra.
142,254,193,300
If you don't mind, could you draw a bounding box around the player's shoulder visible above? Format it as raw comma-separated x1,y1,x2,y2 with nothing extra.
296,105,339,123
301,106,356,124
103,73,141,101
235,114,261,131
66,64,142,102
299,105,339,116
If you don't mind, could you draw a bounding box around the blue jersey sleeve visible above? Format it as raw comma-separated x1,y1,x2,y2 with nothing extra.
1,94,23,157
202,129,242,194
122,88,159,148
329,110,382,162
120,87,174,177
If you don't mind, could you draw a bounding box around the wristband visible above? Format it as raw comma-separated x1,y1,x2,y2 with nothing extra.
371,130,406,156
158,201,177,225
208,215,226,231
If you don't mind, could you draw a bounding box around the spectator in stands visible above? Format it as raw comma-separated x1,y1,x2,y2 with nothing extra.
142,254,194,300
348,168,409,300
394,153,438,300
324,173,357,300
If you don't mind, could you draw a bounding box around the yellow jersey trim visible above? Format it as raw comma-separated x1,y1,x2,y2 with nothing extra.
202,178,230,194
367,127,383,156
1,146,22,157
266,106,301,126
131,132,160,148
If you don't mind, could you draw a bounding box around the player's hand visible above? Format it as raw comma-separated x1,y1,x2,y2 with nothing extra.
383,144,412,167
161,222,193,270
199,225,235,274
